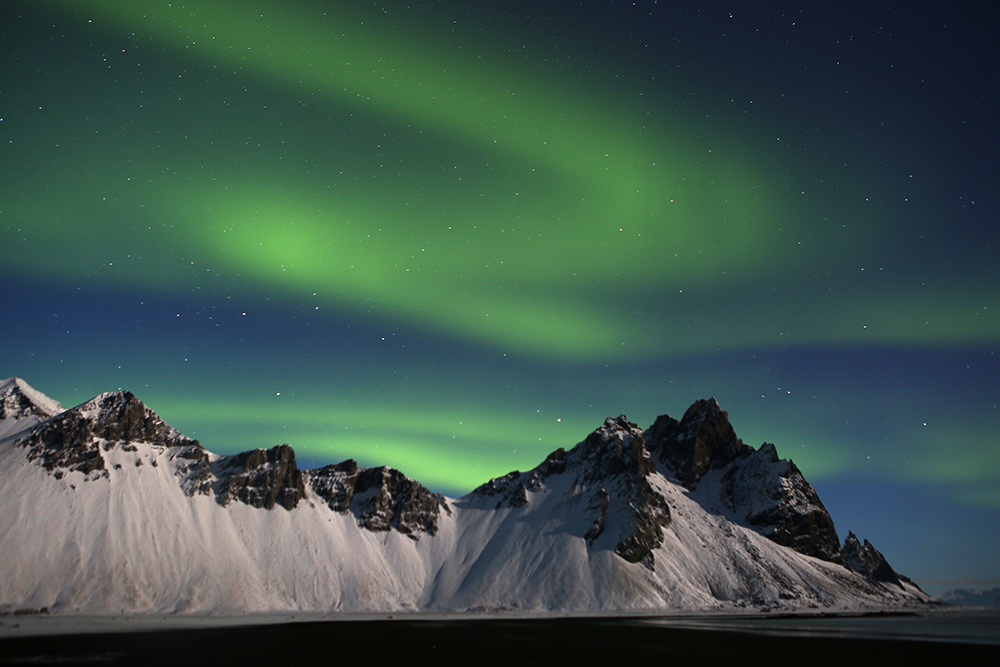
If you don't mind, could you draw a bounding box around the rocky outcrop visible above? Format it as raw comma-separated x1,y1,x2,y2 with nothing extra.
306,459,361,512
714,443,842,562
14,391,200,479
473,415,671,569
646,399,841,563
568,416,671,567
307,461,448,537
645,398,752,489
75,392,195,447
22,427,105,478
214,444,306,511
473,448,566,509
573,416,657,481
171,445,213,496
842,532,911,588
352,467,448,535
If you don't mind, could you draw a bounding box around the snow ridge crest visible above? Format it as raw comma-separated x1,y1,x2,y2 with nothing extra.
0,377,65,439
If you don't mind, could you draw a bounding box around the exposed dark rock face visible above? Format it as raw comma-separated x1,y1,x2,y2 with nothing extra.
473,470,532,508
473,415,671,569
646,399,841,563
645,398,752,489
306,459,361,512
172,445,213,496
15,391,200,479
473,448,566,509
215,444,306,511
842,531,910,588
307,461,448,537
573,416,657,482
25,431,106,478
714,443,842,562
569,416,670,568
352,467,448,536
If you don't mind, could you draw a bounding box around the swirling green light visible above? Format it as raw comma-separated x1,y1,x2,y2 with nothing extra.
17,0,999,362
23,0,787,359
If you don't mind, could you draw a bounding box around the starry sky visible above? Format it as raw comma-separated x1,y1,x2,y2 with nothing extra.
2,1,997,594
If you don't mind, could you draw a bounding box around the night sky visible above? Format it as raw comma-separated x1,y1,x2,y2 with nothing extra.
2,1,997,594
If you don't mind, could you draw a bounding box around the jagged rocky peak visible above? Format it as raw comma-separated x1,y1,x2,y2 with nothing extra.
474,415,652,504
215,444,306,511
842,531,910,589
306,459,361,513
72,391,199,448
583,417,671,567
14,389,200,478
715,442,843,562
645,397,752,489
307,461,448,537
569,415,656,481
646,398,841,563
354,466,449,536
0,377,64,428
474,415,671,569
563,416,672,567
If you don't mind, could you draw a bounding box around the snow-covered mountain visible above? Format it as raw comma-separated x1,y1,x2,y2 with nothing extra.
936,587,1000,608
0,377,63,440
0,377,928,614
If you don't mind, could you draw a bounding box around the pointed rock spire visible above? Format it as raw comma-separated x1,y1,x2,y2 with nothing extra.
645,397,751,489
842,531,906,588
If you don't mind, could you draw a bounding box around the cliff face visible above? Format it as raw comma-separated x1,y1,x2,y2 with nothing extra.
215,444,306,511
13,391,201,479
308,462,449,537
646,398,842,563
646,398,752,489
474,415,671,568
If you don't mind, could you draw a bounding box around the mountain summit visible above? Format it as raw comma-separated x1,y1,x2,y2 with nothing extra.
646,397,841,562
0,378,927,614
472,415,671,569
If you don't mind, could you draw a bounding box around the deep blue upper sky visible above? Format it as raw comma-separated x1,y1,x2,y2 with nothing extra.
1,1,997,594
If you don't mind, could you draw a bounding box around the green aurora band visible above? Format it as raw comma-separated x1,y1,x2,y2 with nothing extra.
15,0,997,361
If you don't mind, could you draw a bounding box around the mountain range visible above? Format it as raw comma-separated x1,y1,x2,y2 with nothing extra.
935,587,1000,608
0,377,928,614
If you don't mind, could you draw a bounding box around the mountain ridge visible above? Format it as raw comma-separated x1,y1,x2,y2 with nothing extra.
0,377,928,614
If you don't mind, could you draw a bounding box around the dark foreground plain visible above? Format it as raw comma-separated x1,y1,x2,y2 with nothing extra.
2,614,998,666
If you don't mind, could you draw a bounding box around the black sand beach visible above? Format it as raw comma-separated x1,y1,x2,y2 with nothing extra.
2,614,998,666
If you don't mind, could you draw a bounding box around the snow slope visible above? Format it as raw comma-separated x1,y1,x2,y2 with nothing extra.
0,377,63,440
0,378,928,614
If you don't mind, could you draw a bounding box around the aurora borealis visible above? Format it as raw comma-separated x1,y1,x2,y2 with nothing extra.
2,1,997,593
